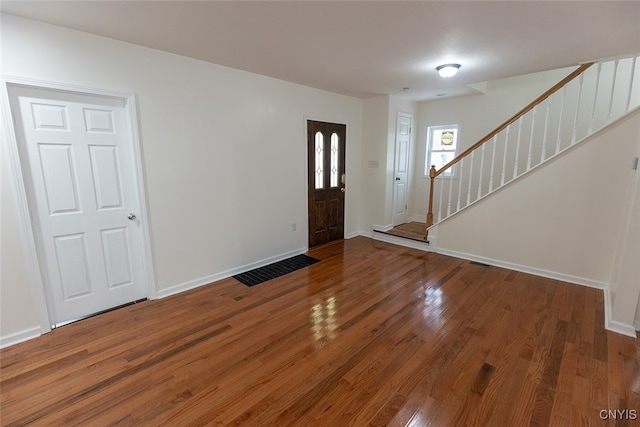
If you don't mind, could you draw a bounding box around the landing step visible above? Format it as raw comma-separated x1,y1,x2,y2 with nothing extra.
372,229,433,252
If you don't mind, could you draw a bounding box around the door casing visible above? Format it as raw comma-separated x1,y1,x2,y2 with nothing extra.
1,76,156,333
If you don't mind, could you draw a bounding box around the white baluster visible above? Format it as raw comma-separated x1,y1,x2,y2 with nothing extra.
571,73,585,145
447,167,454,217
526,105,537,170
501,126,510,186
456,158,464,211
437,176,444,222
477,143,486,199
608,58,619,119
626,55,637,112
555,85,567,155
513,117,523,179
467,150,475,205
489,135,497,192
588,62,602,133
541,99,551,162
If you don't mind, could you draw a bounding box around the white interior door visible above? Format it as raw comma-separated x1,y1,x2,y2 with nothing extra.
392,113,412,226
8,86,148,325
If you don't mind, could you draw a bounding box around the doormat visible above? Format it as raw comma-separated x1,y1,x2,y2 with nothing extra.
233,254,320,287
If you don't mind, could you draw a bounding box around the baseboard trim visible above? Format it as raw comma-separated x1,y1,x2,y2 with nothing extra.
156,247,308,299
604,289,638,338
0,326,41,349
634,320,640,331
372,223,393,232
410,214,427,223
605,319,637,337
436,247,607,290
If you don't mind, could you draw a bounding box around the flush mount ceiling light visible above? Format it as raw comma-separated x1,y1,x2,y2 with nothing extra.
436,63,461,78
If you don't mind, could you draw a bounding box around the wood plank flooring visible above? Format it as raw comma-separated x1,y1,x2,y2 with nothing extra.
1,237,639,426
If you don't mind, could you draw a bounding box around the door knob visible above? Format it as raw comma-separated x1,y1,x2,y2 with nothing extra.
127,213,137,220
341,188,346,193
395,177,401,181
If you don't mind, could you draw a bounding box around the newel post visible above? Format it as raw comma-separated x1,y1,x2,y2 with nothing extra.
425,165,436,239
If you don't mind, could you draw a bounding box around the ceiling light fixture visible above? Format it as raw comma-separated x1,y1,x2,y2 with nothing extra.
436,63,461,78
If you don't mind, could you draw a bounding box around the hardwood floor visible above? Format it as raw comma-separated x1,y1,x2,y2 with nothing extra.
1,237,638,426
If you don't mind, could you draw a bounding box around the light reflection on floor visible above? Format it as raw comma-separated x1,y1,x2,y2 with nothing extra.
310,295,338,345
420,285,445,330
307,280,448,347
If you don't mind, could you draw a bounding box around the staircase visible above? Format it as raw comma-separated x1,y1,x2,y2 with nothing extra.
425,54,640,238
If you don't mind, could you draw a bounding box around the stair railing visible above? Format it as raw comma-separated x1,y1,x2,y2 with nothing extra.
425,53,640,239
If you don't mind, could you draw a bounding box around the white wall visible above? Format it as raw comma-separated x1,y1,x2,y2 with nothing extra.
0,14,363,341
436,110,640,290
1,142,41,341
360,95,419,232
360,96,390,231
608,128,640,333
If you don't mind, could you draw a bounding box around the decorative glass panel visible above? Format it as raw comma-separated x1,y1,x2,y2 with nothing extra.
315,132,324,189
330,133,339,188
432,129,457,150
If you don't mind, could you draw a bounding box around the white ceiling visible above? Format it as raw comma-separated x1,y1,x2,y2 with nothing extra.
2,1,640,101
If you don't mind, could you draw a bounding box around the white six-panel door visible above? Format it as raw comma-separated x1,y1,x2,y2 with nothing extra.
392,113,412,226
8,86,147,325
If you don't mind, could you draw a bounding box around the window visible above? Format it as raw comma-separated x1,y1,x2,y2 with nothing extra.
314,131,340,189
315,131,324,189
425,124,459,177
330,133,339,188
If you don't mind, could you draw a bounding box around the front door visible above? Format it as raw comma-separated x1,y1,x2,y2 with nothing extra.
8,85,148,325
307,120,346,247
392,113,412,225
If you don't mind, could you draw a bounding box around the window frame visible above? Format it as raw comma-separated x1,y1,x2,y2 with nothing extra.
424,124,460,178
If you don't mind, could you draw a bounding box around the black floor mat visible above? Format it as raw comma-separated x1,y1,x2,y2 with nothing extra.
233,254,320,287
